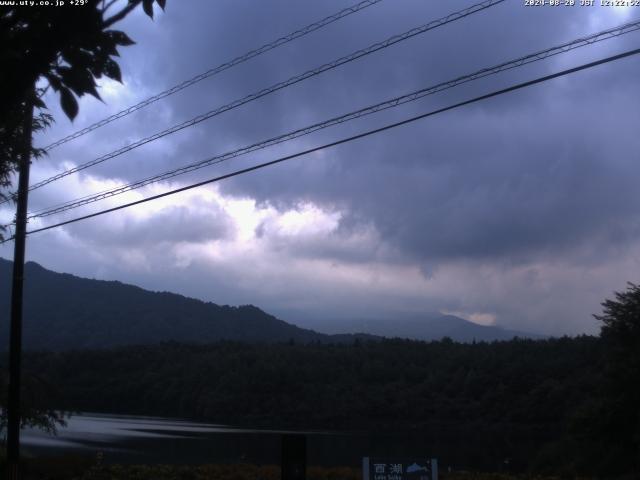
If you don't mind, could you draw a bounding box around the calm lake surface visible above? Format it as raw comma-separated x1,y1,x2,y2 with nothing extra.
21,413,431,466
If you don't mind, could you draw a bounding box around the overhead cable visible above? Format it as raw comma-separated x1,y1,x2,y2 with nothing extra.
41,0,386,152
7,46,638,242
24,0,505,194
24,19,640,220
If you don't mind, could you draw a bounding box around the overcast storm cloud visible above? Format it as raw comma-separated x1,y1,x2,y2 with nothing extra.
2,0,639,335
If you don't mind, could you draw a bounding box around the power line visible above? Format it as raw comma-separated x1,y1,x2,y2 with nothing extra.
9,46,638,242
41,0,385,152
24,19,640,221
24,0,505,194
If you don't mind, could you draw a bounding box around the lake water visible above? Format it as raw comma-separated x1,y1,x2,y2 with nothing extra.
21,413,430,467
21,413,320,465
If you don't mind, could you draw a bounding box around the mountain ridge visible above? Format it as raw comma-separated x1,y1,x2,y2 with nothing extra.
305,314,544,342
0,258,541,350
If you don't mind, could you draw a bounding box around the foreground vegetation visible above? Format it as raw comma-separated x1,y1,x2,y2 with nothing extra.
0,455,594,480
69,465,592,480
0,335,616,476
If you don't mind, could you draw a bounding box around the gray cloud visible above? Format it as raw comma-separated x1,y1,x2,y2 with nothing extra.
65,202,233,247
3,0,639,336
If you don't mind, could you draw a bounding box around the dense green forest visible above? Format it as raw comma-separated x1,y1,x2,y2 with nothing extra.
1,335,629,476
17,337,598,430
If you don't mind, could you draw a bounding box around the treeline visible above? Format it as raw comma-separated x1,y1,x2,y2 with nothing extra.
4,336,625,475
19,337,601,428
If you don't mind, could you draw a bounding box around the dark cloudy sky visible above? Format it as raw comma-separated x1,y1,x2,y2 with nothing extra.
2,0,639,335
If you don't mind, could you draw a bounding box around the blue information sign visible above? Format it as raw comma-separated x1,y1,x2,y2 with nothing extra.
362,457,438,480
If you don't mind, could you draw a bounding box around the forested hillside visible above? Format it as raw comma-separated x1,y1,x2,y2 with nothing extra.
0,259,373,349
0,259,537,348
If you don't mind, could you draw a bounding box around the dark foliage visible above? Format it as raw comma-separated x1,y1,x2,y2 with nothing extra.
0,0,166,120
590,283,640,476
0,369,67,437
0,336,607,475
0,0,166,209
0,92,52,205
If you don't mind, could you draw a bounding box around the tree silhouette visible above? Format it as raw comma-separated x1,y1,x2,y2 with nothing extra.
0,97,51,205
593,282,640,475
0,0,168,437
596,282,640,343
0,0,166,202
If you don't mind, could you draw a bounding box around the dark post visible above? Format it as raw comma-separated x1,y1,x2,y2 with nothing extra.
6,92,34,480
281,434,306,480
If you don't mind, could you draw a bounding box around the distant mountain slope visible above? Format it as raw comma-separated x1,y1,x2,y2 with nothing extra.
305,314,544,342
0,259,373,350
0,259,542,350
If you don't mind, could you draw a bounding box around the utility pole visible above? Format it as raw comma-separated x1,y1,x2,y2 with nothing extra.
282,434,306,480
6,90,35,480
